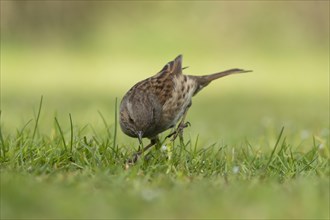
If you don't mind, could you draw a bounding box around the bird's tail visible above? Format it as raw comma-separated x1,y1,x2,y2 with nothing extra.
203,69,251,82
192,68,252,95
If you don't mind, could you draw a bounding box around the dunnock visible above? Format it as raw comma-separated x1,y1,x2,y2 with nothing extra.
120,55,251,163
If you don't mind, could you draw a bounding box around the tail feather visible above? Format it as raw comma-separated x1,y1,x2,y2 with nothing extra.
203,69,252,82
192,68,252,95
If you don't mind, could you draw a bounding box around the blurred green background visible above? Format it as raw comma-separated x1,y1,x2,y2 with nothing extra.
1,1,329,145
1,2,329,219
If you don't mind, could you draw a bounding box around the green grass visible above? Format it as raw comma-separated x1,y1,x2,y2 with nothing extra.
1,2,329,218
1,96,329,219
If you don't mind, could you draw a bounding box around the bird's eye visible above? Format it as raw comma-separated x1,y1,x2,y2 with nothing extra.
128,115,134,123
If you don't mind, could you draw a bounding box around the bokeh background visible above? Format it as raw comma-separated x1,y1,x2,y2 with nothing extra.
1,1,329,219
1,1,329,147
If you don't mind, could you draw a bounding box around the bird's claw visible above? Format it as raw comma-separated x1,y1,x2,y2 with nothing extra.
183,122,191,128
125,153,139,168
166,121,191,141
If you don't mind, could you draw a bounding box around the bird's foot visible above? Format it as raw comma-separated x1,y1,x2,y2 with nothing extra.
166,121,191,142
125,152,140,169
125,139,158,168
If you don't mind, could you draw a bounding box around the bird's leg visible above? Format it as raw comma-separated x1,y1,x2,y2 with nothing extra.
137,131,144,152
127,137,159,164
166,107,190,142
174,120,190,144
178,121,190,144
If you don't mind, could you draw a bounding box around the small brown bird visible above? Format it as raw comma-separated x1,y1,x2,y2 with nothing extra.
120,55,251,162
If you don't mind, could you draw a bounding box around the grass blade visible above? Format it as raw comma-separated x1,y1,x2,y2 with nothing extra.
264,126,285,171
0,110,6,158
54,117,67,151
32,96,43,141
98,111,110,138
113,97,118,150
69,113,73,153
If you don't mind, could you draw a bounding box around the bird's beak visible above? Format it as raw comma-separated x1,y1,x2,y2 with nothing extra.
137,131,143,145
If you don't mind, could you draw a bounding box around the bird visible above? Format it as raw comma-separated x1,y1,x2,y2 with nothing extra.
119,54,251,163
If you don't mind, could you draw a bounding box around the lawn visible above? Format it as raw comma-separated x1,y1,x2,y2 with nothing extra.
1,92,328,219
1,1,329,219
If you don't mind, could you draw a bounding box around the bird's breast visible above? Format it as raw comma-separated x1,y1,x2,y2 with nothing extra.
161,75,196,127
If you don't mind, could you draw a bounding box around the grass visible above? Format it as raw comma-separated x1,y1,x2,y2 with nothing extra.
0,3,329,217
0,96,329,219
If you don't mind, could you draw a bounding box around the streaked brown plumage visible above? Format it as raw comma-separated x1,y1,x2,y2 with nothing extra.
120,55,251,163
